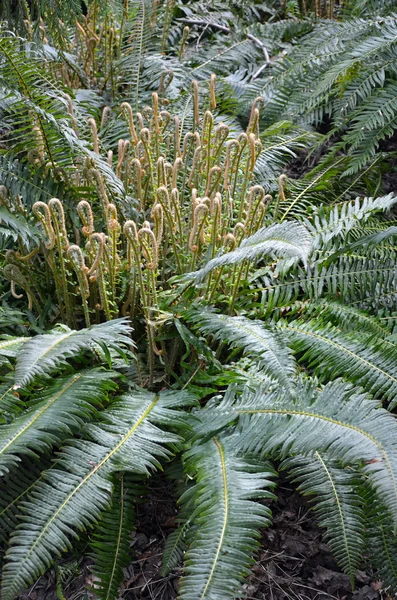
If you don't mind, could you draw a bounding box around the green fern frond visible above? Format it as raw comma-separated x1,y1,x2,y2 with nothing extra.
117,0,160,110
296,300,391,338
278,318,397,406
309,194,397,251
0,388,194,600
90,473,140,600
13,319,132,388
364,491,397,593
186,308,296,390
187,221,312,283
0,456,51,554
0,377,20,422
0,156,66,207
0,207,39,247
255,121,321,184
179,436,275,600
283,453,365,586
0,369,116,475
254,253,397,317
162,483,198,576
0,337,29,363
261,12,397,172
229,378,397,526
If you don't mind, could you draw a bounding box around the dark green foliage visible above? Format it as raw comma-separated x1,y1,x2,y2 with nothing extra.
2,1,397,599
283,453,365,585
90,474,141,600
260,11,397,173
179,437,275,599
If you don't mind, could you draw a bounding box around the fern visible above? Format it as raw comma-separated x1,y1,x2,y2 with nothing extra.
309,193,397,251
283,453,365,585
179,436,275,600
364,491,397,591
260,11,397,173
0,369,115,475
226,378,397,524
0,457,51,555
13,319,132,388
90,473,139,600
187,221,312,283
278,318,397,407
2,2,397,598
186,308,296,390
0,388,193,600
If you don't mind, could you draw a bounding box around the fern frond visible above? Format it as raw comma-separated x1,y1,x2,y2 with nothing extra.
309,194,397,251
90,473,139,600
0,337,29,363
340,82,397,175
278,319,397,406
162,483,198,576
0,376,20,422
297,300,391,338
0,207,39,247
0,155,66,207
0,457,51,555
0,369,115,475
254,253,397,317
179,436,275,600
229,378,397,526
187,221,312,283
1,388,194,600
117,0,160,110
364,491,397,593
186,308,296,390
13,319,132,388
261,13,397,172
283,453,365,585
255,121,321,184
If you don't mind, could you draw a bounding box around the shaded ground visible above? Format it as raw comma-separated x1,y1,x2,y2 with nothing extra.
17,475,392,600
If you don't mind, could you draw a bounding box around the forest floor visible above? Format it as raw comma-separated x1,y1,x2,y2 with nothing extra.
18,474,390,600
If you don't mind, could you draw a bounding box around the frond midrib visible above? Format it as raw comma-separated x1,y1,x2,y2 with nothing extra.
314,451,355,581
0,373,82,456
200,437,229,599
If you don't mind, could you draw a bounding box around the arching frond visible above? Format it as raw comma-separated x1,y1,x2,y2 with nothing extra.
13,319,132,388
0,337,29,364
186,308,296,390
0,207,39,247
364,491,397,593
229,379,397,524
309,194,397,251
261,12,397,172
187,221,312,283
294,300,391,338
0,369,115,475
254,253,397,317
277,319,397,406
1,388,194,600
90,473,140,600
0,457,51,555
283,453,365,585
179,436,275,600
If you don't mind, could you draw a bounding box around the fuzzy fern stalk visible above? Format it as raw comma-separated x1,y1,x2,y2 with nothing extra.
3,82,284,374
